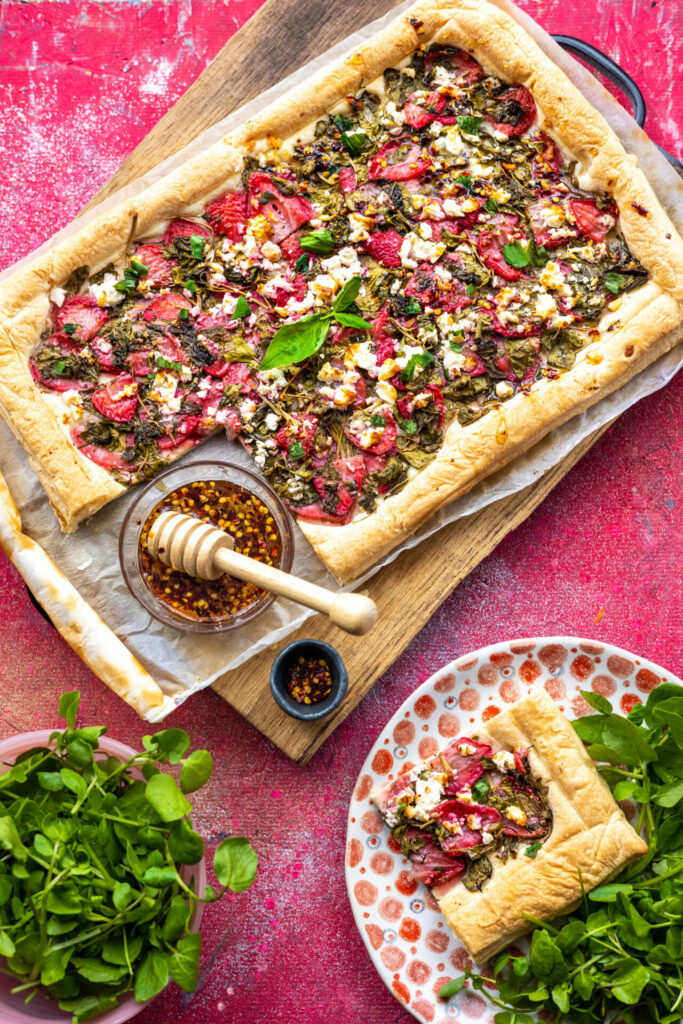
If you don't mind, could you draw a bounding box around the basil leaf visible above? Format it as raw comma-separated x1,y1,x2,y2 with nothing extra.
401,351,435,383
580,689,613,715
456,114,482,135
333,113,353,132
156,356,183,372
484,198,498,214
190,234,205,259
178,307,189,321
471,778,490,801
341,130,367,156
455,174,472,189
524,841,542,859
62,322,77,337
233,295,252,318
370,415,385,426
214,836,258,892
289,440,306,462
438,975,466,999
334,312,372,330
333,275,362,311
397,414,417,435
299,229,335,255
259,314,330,371
404,297,421,315
604,271,626,294
503,241,531,268
294,253,310,272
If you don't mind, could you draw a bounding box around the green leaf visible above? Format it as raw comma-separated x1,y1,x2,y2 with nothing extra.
604,271,626,294
652,780,683,807
333,311,372,330
524,841,542,859
53,359,66,375
341,130,367,156
400,351,435,383
289,440,306,462
38,772,65,791
103,933,143,966
587,743,630,766
551,983,570,1013
259,314,330,371
161,894,191,944
403,297,421,315
179,307,189,322
156,356,184,372
0,817,27,861
180,750,213,794
294,253,309,272
456,114,482,135
610,960,650,1004
580,689,612,715
59,691,80,730
455,174,472,189
67,737,93,768
41,946,72,987
572,714,607,745
484,198,498,214
169,932,202,993
60,768,87,801
437,975,466,999
503,241,530,269
141,866,178,888
589,883,634,902
613,779,642,801
145,773,192,823
47,883,82,915
603,714,656,766
233,295,252,318
529,930,567,985
144,729,190,765
333,275,362,313
75,958,128,984
333,113,352,132
213,836,258,892
169,820,205,865
0,931,15,957
190,235,205,259
653,706,683,747
396,414,417,435
471,778,490,802
112,882,134,912
299,229,335,256
134,949,170,1002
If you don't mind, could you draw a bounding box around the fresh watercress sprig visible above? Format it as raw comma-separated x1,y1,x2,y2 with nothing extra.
439,680,683,1023
259,275,371,370
0,692,257,1023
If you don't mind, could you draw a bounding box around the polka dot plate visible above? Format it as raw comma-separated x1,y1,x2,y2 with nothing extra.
345,636,680,1024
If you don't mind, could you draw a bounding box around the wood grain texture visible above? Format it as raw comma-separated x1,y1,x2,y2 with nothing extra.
80,0,611,761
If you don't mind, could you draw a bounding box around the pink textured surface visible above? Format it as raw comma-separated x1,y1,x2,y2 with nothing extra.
0,3,681,1023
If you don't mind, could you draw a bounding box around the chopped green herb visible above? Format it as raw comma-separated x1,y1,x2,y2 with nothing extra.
604,271,626,294
178,307,189,322
53,359,66,375
455,174,473,189
456,114,482,135
289,440,306,461
502,240,531,269
184,279,197,295
404,297,422,315
233,295,252,318
466,284,476,298
370,414,386,427
62,322,78,337
401,351,435,383
524,841,543,859
294,253,310,272
484,197,498,214
299,229,335,256
471,777,490,801
333,113,353,132
341,130,367,156
190,234,205,260
156,356,184,372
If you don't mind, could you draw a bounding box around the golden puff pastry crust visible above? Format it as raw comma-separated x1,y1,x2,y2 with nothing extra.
435,690,647,961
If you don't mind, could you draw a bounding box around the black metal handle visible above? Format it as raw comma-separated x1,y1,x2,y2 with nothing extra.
552,34,682,171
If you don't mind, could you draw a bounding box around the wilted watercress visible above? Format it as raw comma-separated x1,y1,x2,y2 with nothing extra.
0,692,257,1022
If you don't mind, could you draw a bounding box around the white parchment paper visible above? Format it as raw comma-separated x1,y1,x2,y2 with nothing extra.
1,0,682,713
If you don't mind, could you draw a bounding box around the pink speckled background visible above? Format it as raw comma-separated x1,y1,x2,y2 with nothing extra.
0,3,681,1022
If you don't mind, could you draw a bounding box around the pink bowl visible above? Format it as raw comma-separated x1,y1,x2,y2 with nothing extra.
0,730,206,1024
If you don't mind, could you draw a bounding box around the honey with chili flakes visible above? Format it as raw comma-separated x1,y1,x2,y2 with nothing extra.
139,479,281,623
285,655,333,705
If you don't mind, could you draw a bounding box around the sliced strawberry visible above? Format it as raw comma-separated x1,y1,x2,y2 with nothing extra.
157,416,205,451
29,360,90,392
156,334,189,365
368,140,432,182
477,222,525,281
280,231,305,263
333,455,365,489
205,190,249,242
403,90,445,129
92,374,138,423
55,295,108,342
514,748,529,774
344,408,397,455
143,292,194,322
275,414,319,459
365,229,403,268
134,243,176,286
487,86,536,138
311,478,356,523
532,132,562,178
424,46,483,87
338,167,357,194
569,197,617,242
293,501,344,524
462,347,487,376
162,219,211,244
129,350,153,376
72,430,132,472
90,336,118,373
408,836,466,888
248,172,314,243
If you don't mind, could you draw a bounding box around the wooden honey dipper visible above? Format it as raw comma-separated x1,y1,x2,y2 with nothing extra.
146,510,377,636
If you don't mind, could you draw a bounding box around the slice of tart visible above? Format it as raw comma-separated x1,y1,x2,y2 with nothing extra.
372,689,646,962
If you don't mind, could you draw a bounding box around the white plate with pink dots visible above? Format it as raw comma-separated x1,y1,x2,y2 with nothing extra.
345,636,679,1024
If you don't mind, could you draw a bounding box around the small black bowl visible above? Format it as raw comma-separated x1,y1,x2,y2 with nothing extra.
270,640,348,721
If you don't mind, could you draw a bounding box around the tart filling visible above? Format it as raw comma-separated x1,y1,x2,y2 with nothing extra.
31,43,645,526
374,735,552,896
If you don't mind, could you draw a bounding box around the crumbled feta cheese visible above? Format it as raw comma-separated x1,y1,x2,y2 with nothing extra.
261,240,282,261
399,232,445,268
537,201,566,227
442,195,479,217
89,273,125,308
492,750,516,771
506,805,528,827
457,743,477,756
344,341,376,371
496,380,514,399
347,213,371,243
410,776,445,821
534,292,557,319
539,261,566,291
264,412,280,431
376,380,397,405
394,343,426,370
49,286,67,307
149,372,180,413
261,274,292,299
239,399,257,423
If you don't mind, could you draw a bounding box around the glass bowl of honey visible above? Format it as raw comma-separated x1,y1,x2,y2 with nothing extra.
119,460,294,632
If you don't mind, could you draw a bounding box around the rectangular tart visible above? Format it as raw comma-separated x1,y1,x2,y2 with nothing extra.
372,689,647,962
0,0,681,586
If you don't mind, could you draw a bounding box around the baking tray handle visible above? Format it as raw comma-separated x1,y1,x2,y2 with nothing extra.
553,34,682,171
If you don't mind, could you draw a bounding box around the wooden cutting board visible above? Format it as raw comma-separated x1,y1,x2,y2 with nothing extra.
84,0,612,763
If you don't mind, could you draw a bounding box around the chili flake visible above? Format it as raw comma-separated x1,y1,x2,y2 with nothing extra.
139,479,281,622
285,655,333,704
